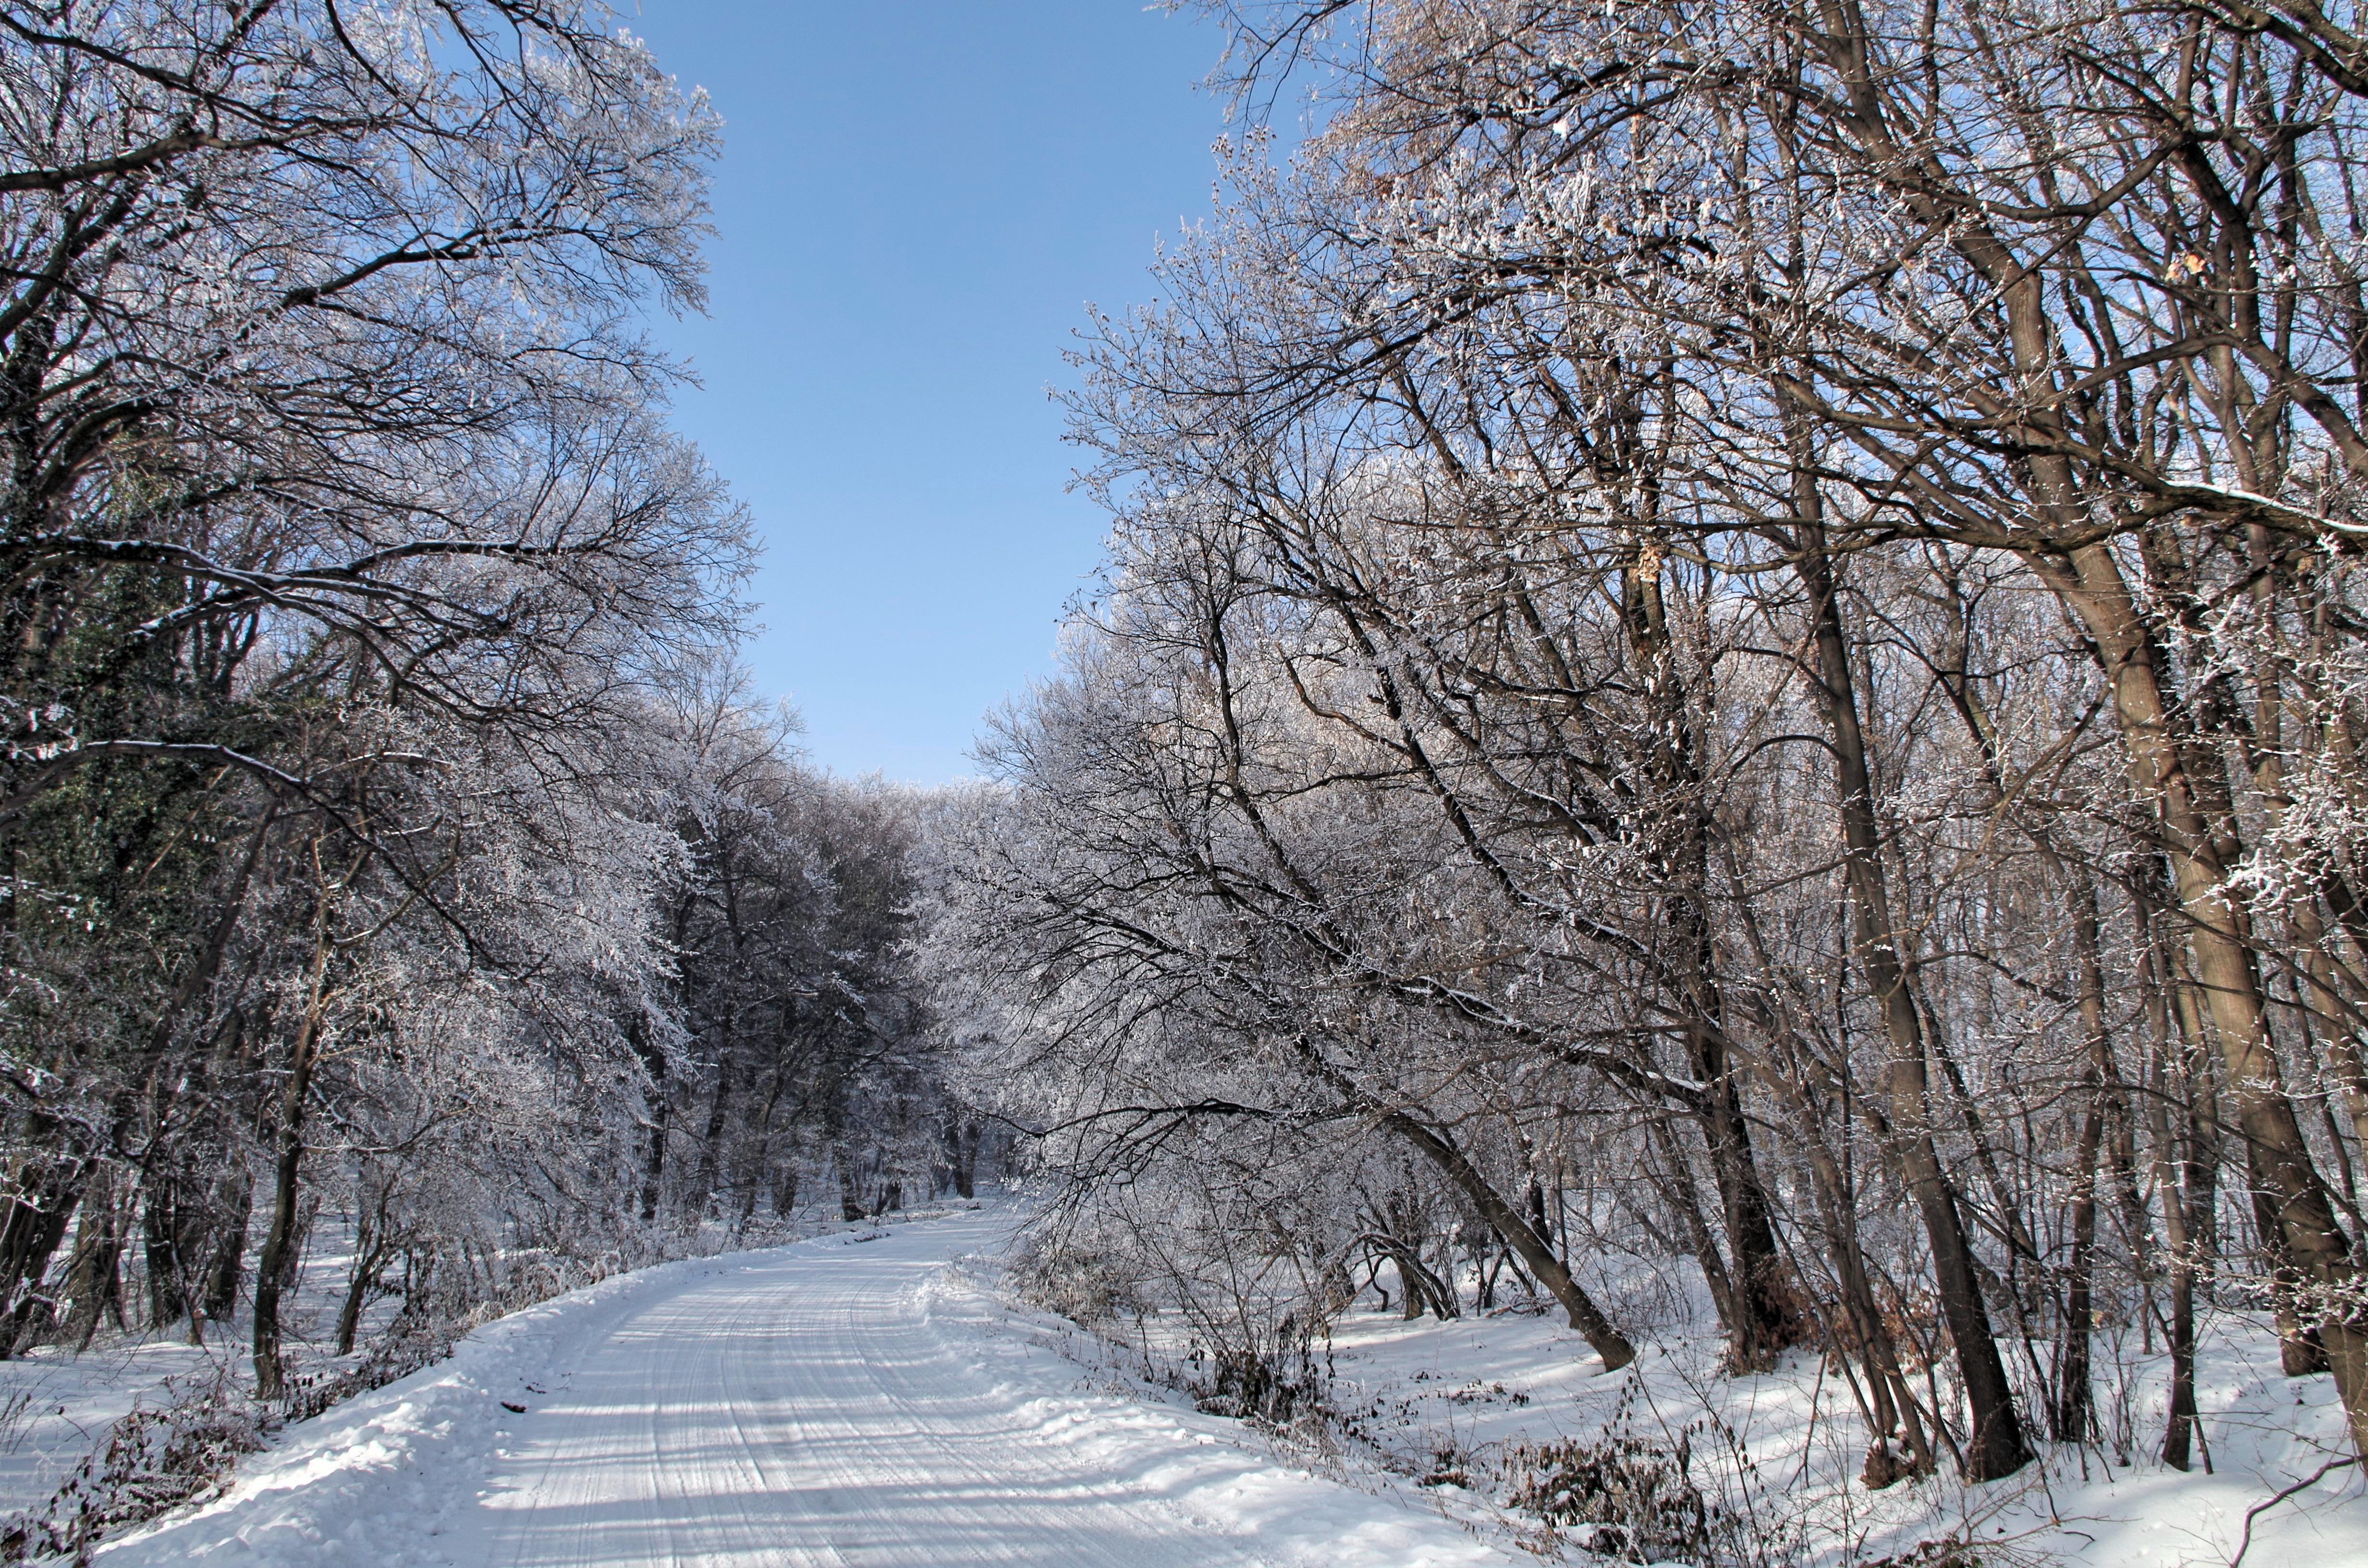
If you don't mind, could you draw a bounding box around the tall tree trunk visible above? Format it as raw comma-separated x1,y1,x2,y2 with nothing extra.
737,1061,791,1227
2053,876,2118,1443
2247,1123,2331,1375
631,1002,668,1225
253,923,334,1401
2031,543,2368,1458
1764,1029,1936,1485
197,1168,255,1335
2152,1070,2215,1473
772,1166,799,1219
1623,537,1807,1371
942,1120,979,1202
836,1154,863,1224
1647,1114,1737,1336
2291,893,2368,1210
84,808,280,1346
56,1166,125,1354
1727,867,1936,1481
688,1045,737,1222
334,1211,383,1358
2054,1097,2105,1444
1798,522,2030,1481
639,1094,669,1226
0,1146,87,1355
142,1177,189,1330
2146,909,2220,1472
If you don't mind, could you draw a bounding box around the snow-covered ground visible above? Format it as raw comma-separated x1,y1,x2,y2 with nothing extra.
0,1332,222,1516
0,1204,434,1517
93,1206,1512,1567
3,1201,2353,1566
1248,1295,2368,1566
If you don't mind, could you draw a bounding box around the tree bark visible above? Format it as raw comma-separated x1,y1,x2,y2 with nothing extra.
1374,1105,1634,1368
1623,537,1809,1370
688,1044,737,1222
631,1008,669,1226
56,1165,125,1354
197,1168,255,1334
253,922,334,1401
1799,522,2031,1481
2053,875,2117,1443
2031,543,2368,1459
0,1147,87,1355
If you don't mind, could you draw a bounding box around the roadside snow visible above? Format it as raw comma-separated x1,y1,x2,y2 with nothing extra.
0,1206,439,1518
43,1204,2368,1566
1281,1292,2368,1566
0,1335,224,1515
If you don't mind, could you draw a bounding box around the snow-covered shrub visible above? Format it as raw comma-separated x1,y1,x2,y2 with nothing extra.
1493,1374,1806,1568
0,1377,264,1565
1503,1427,1721,1565
1195,1335,1329,1427
277,1309,455,1426
1852,1542,1986,1568
1008,1232,1150,1329
996,1142,1356,1437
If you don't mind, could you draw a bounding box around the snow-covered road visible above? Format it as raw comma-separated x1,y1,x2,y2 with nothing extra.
107,1209,1511,1567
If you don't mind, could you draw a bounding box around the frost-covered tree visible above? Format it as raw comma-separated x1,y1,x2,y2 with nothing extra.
927,0,2368,1487
0,0,807,1405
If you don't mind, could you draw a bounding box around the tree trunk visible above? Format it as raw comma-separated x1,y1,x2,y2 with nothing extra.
2032,542,2368,1459
688,1045,737,1222
837,1155,863,1224
142,1175,197,1329
2249,1139,2332,1376
1647,1113,1738,1336
1375,1105,1633,1368
334,1212,381,1358
1799,524,2030,1481
2053,876,2118,1443
772,1166,799,1219
942,1121,974,1200
254,926,333,1402
1764,1032,1936,1484
197,1168,255,1335
2146,916,2219,1472
2054,1098,2104,1444
2301,887,2368,1169
56,1166,125,1354
0,1150,87,1356
1624,539,1808,1371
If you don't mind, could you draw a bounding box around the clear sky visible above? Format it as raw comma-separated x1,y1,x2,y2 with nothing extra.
623,3,1236,782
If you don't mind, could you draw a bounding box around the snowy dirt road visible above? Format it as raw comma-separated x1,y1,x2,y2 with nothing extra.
106,1209,1510,1568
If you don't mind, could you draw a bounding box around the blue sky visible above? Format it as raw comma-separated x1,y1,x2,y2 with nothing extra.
625,3,1236,782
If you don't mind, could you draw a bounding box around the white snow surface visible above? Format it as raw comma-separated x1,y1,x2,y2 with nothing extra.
99,1207,1510,1567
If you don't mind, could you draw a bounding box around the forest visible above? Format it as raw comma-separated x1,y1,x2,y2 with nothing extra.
0,0,981,1423
933,0,2368,1498
6,0,2368,1559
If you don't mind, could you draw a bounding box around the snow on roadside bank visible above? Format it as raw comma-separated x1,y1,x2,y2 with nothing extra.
37,1197,2368,1568
1059,1286,2368,1567
908,1262,1516,1567
94,1210,1516,1567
